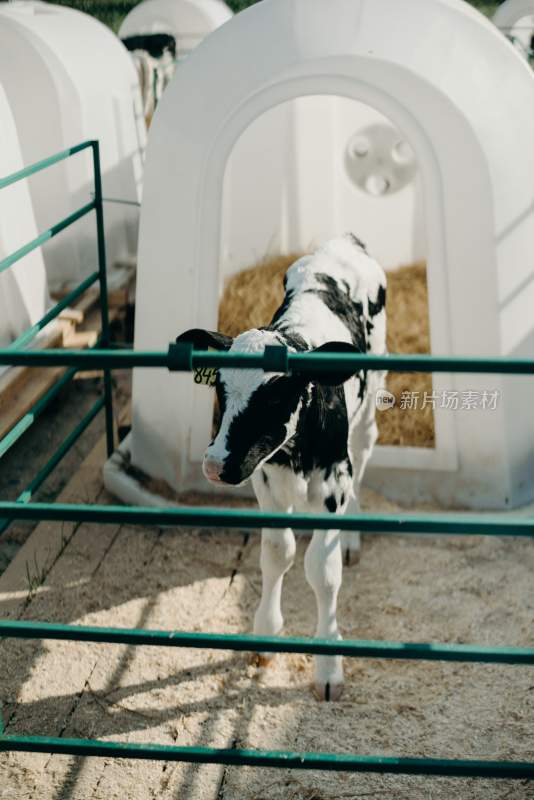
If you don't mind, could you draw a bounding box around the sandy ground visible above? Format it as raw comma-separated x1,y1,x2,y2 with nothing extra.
0,436,533,799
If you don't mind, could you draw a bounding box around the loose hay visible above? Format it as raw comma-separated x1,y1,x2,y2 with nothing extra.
218,255,435,448
218,253,299,337
380,262,434,448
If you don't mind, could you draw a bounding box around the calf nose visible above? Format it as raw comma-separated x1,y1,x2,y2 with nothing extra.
203,455,223,482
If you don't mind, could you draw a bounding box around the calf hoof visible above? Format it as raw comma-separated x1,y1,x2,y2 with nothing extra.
341,531,361,566
313,681,344,702
250,625,283,668
250,652,276,668
343,547,360,567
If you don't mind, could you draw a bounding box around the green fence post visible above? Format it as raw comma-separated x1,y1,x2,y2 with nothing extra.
91,140,115,458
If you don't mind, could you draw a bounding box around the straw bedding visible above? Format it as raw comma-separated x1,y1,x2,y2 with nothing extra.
218,254,434,448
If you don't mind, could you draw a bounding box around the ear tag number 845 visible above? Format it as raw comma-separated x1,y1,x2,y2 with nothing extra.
194,367,218,387
193,348,218,387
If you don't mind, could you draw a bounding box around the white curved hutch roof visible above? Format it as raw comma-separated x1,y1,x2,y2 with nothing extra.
0,1,145,290
128,0,534,509
0,83,50,371
493,0,534,57
119,0,232,56
494,0,534,28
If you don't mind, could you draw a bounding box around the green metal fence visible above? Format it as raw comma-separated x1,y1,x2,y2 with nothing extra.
0,144,533,782
0,140,114,538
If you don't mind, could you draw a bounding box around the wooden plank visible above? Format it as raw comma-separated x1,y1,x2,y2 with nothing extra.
0,324,66,442
0,306,122,442
0,326,63,400
73,303,121,342
0,366,68,443
51,287,99,321
58,307,84,324
0,401,131,617
62,330,98,349
0,439,106,616
1,265,133,443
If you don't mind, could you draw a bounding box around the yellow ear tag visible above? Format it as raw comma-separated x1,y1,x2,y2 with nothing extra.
193,348,218,387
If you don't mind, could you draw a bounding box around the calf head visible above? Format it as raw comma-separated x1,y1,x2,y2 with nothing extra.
177,328,360,486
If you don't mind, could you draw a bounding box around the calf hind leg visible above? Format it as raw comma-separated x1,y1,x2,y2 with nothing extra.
341,496,361,566
304,529,344,700
345,395,380,566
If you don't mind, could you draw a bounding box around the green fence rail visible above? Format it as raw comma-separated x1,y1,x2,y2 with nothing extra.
2,347,534,373
2,620,534,664
0,144,532,783
1,737,532,780
2,499,534,536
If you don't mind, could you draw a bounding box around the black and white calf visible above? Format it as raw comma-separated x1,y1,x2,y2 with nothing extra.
121,33,176,124
177,234,387,700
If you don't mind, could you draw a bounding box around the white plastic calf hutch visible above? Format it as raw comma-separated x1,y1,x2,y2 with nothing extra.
494,0,534,61
0,1,145,291
222,97,425,276
0,84,50,375
118,0,233,60
119,0,424,271
119,0,534,511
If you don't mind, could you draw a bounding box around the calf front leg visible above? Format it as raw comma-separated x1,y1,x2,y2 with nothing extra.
254,527,296,648
304,529,344,701
252,470,296,664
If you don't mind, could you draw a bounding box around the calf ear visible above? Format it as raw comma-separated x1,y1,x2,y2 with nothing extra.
176,329,233,388
307,341,363,386
176,328,233,351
